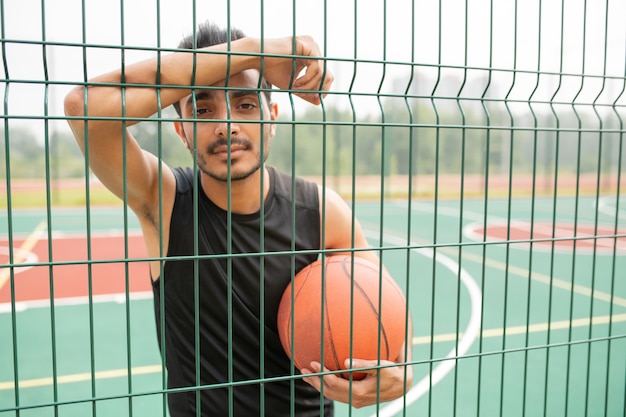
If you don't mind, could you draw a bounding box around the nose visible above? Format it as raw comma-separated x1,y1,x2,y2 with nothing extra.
214,108,240,138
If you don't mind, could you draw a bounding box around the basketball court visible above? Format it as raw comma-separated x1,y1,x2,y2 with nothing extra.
1,195,625,416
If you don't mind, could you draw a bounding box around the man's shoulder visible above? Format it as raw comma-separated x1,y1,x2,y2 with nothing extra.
269,167,319,209
171,166,195,193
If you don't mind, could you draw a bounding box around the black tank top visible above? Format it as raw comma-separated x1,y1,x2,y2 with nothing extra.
152,166,333,416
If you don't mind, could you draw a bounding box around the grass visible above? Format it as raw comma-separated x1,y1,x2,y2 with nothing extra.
0,186,122,208
1,174,623,209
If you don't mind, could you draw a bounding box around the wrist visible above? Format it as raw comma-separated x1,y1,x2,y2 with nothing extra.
231,37,262,71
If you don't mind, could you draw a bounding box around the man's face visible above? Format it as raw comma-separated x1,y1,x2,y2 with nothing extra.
175,70,278,182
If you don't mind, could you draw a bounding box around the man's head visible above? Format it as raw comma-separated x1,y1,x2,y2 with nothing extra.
173,21,278,183
172,22,273,117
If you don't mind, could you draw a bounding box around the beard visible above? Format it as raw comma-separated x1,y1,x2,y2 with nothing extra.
195,136,271,182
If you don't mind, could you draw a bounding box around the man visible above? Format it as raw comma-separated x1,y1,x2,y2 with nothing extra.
64,21,412,416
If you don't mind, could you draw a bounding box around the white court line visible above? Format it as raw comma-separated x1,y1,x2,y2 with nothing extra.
366,214,626,416
0,228,483,413
459,250,626,308
0,220,46,291
393,201,626,307
365,230,483,417
412,312,626,345
2,313,625,392
2,215,620,414
0,246,38,276
0,291,154,314
0,365,162,391
462,220,626,253
597,196,626,221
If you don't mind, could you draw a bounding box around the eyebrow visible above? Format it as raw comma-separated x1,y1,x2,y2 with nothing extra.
184,89,259,109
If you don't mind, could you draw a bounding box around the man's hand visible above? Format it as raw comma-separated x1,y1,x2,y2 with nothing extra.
301,358,413,409
259,36,334,105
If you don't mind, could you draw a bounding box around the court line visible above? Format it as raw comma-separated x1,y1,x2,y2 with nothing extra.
2,214,621,410
0,220,47,292
367,231,483,417
411,200,624,248
0,365,162,391
0,291,154,314
597,196,626,220
412,312,626,345
3,313,624,392
0,228,483,410
390,203,626,308
368,218,625,417
371,217,626,310
459,250,626,309
463,219,626,252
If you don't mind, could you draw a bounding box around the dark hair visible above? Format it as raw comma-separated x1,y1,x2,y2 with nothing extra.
172,21,273,116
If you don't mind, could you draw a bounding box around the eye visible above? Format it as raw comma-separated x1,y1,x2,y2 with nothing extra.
238,102,257,111
195,107,212,117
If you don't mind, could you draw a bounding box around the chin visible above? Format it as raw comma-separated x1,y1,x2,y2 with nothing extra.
202,164,262,183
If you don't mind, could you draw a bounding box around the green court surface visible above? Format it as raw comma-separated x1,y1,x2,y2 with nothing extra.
1,195,625,416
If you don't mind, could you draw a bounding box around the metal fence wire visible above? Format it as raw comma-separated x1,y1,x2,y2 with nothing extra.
1,0,625,416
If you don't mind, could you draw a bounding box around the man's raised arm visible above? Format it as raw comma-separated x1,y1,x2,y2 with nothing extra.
63,36,331,212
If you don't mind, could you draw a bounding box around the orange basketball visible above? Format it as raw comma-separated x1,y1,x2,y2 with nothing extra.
277,255,408,380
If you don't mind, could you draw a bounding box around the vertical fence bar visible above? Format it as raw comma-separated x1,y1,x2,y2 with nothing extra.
0,1,21,413
40,2,59,414
525,1,543,415
428,1,443,414
586,2,612,415
288,4,299,416
318,0,329,406
186,6,202,417
375,1,388,412
258,3,266,414
477,0,494,414
453,1,470,414
224,9,235,417
500,1,519,415
348,1,360,412
541,1,567,415
116,1,135,415
401,1,417,413
605,17,626,414
76,0,98,414
255,3,268,415
153,2,168,415
543,1,566,416
565,1,588,415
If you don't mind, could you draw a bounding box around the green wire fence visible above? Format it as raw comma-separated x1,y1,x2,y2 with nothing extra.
1,0,625,416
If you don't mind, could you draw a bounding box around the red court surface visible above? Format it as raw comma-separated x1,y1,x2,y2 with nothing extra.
2,221,624,306
0,233,151,305
465,221,626,253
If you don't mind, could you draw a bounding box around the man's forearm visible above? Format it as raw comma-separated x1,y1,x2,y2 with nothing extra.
67,37,261,122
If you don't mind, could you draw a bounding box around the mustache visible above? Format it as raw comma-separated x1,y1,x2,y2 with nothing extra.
206,137,252,153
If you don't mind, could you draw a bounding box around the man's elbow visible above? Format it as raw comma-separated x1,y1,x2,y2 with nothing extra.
64,87,86,119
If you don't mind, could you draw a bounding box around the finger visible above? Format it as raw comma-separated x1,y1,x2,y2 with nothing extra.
301,362,348,390
345,358,397,377
300,362,327,390
300,367,317,388
293,61,322,89
294,69,333,105
294,92,322,106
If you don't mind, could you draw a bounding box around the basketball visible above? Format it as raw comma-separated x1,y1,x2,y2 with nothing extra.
277,255,408,380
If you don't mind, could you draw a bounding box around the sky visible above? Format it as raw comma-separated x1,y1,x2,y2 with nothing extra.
1,0,625,135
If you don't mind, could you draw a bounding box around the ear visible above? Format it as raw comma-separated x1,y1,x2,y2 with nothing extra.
269,102,279,137
173,121,190,150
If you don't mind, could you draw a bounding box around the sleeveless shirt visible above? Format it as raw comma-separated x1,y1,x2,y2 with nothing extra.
152,166,333,416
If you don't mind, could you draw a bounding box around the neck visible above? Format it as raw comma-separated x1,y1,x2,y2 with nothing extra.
200,167,270,214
